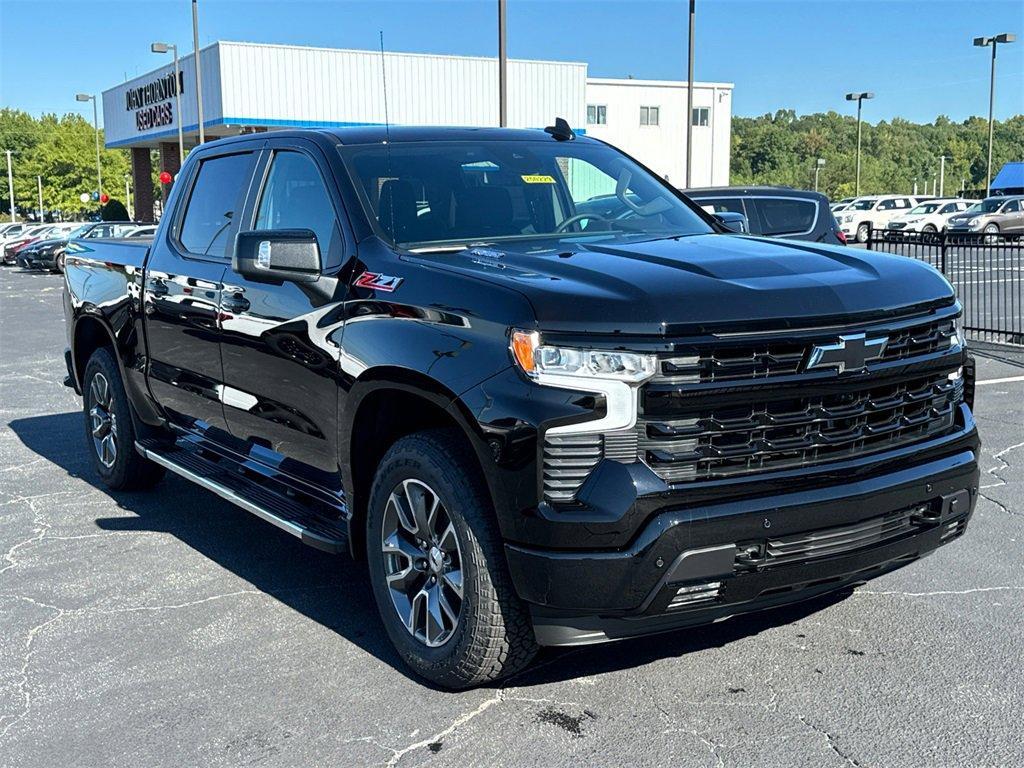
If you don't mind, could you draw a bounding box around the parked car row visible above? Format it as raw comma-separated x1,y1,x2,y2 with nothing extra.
829,193,1024,241
0,220,155,272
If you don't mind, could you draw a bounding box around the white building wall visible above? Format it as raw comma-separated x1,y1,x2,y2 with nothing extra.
584,78,732,188
217,42,585,131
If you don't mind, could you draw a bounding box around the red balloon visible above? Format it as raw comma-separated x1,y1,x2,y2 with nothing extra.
100,193,110,204
159,171,173,184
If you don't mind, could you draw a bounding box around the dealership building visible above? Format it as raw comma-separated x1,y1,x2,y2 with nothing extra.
102,41,733,220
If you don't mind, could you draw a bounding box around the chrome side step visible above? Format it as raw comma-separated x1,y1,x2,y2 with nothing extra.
135,440,348,553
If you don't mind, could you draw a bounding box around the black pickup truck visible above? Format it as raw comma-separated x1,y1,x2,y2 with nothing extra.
63,124,979,688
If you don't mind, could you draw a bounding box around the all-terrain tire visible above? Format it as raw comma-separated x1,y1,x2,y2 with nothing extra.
82,347,165,491
366,428,538,688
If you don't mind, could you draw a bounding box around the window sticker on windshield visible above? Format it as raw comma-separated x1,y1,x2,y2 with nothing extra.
521,174,555,184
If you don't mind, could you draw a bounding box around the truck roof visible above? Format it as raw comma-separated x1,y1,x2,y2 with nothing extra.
208,125,600,148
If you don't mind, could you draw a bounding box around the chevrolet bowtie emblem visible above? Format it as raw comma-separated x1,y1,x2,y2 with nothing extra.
806,333,888,374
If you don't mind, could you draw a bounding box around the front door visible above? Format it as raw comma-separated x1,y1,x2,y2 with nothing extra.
144,148,257,436
218,142,350,492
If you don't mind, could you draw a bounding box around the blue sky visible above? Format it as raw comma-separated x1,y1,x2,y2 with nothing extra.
2,0,1022,126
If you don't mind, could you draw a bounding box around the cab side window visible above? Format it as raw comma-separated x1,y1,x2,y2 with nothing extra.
255,151,338,260
178,152,254,259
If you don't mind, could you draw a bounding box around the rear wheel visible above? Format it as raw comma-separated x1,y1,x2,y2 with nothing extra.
856,222,870,243
82,348,165,490
366,429,537,688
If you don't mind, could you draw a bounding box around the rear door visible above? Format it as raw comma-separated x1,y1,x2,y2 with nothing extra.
144,146,259,436
218,138,351,491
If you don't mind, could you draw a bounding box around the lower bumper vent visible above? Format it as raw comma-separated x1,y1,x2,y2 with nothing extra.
666,581,722,610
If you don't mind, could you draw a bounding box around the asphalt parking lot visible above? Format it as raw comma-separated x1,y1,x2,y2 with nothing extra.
1,265,1022,768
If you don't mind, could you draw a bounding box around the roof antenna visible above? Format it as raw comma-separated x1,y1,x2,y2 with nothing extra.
544,117,575,141
379,30,396,240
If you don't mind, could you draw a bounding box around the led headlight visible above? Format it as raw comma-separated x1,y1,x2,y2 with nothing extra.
968,218,983,229
511,331,656,383
952,316,967,349
510,330,657,435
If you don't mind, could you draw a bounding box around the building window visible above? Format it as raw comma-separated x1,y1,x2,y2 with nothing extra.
691,107,710,126
640,106,660,126
586,105,607,125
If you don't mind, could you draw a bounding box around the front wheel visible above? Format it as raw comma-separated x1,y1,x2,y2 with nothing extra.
983,223,999,244
856,223,870,243
52,252,65,273
82,348,165,490
922,224,937,234
366,429,537,688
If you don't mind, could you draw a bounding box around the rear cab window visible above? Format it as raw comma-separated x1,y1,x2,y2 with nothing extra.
748,197,817,236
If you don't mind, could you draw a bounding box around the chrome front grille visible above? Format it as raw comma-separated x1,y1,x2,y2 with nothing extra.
639,371,961,484
658,316,955,385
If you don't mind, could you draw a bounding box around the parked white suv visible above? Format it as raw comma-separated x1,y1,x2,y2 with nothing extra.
886,199,976,234
838,195,918,242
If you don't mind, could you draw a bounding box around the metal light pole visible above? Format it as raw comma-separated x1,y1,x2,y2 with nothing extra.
939,155,946,197
845,91,874,196
151,42,184,164
76,93,102,197
685,0,696,188
124,174,133,219
814,158,825,192
37,175,43,222
974,34,1015,196
192,0,205,143
498,0,507,127
5,150,14,222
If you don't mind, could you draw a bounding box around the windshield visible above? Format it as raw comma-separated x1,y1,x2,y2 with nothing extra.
849,199,876,210
976,199,1004,213
339,139,713,250
909,203,940,215
67,224,93,239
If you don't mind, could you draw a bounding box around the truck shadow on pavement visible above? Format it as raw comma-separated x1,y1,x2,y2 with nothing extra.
10,410,854,690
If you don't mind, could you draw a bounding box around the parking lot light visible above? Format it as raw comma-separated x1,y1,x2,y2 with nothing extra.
75,93,102,199
974,34,1016,196
845,91,874,196
151,42,185,164
814,158,825,192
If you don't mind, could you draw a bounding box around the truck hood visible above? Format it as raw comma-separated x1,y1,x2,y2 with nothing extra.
408,234,954,335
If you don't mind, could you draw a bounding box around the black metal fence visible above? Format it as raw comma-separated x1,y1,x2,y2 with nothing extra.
865,226,1023,346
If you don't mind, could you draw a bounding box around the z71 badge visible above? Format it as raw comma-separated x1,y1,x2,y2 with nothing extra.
354,271,403,292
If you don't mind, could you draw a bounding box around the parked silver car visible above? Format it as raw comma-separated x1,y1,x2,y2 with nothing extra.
946,195,1024,238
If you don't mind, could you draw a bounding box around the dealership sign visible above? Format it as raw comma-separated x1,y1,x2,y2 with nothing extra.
125,71,183,132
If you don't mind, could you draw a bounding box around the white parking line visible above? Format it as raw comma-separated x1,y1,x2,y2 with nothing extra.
976,375,1024,386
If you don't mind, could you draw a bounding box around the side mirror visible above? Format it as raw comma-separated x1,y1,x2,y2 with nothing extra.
713,211,748,233
234,229,321,283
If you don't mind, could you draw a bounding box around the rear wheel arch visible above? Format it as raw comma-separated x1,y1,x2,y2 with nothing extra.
343,372,498,560
72,315,119,390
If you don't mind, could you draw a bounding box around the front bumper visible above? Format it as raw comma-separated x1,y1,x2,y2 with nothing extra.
508,420,979,646
18,251,57,269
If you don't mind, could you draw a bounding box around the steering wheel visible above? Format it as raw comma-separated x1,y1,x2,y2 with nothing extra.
554,212,611,233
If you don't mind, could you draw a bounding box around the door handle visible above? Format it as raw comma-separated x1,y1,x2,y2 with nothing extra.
221,294,250,314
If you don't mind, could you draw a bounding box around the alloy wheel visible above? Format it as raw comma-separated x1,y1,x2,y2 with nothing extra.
89,372,118,468
380,479,464,647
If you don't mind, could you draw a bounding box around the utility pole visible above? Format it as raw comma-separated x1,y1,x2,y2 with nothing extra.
192,0,206,143
75,93,102,196
5,150,14,222
974,34,1015,196
151,43,184,164
37,176,43,222
498,0,507,127
939,155,946,197
845,92,874,196
685,0,696,188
